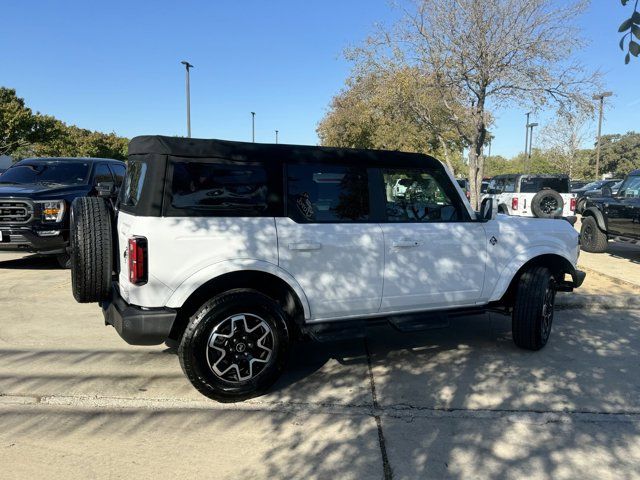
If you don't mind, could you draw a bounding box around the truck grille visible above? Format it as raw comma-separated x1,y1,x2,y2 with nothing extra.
0,200,33,224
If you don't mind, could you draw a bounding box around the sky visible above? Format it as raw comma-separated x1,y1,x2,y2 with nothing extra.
1,0,639,159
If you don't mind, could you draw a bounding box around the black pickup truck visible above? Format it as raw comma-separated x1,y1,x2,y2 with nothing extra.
580,169,640,253
0,157,125,267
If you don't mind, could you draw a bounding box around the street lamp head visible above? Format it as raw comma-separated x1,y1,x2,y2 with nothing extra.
181,61,194,69
593,91,613,100
529,122,539,128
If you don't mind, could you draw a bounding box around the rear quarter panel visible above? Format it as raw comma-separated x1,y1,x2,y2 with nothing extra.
116,212,278,307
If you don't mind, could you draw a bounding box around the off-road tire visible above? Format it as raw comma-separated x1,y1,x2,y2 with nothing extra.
512,266,556,351
531,189,564,218
179,289,291,402
576,197,587,215
580,216,608,253
70,197,113,303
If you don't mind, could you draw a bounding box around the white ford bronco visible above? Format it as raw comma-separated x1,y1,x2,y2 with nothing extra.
483,174,577,219
70,136,585,402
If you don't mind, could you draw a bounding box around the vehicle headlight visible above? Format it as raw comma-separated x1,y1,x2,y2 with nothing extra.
37,200,65,222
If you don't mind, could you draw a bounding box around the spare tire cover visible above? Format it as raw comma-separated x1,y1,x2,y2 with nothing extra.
70,196,113,303
531,189,564,218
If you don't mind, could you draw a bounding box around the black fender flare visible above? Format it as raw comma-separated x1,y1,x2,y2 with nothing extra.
582,207,607,232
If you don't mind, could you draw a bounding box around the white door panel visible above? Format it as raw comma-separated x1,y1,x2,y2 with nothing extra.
380,222,487,311
276,217,384,319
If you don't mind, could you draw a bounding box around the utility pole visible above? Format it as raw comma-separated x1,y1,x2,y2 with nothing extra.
593,91,613,179
251,112,256,143
527,122,538,173
275,130,279,144
180,61,194,138
524,112,531,171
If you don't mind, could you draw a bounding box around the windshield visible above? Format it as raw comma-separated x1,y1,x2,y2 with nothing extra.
0,161,90,186
519,176,569,193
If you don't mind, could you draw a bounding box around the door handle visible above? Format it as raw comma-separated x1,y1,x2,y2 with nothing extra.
392,239,420,248
288,242,322,251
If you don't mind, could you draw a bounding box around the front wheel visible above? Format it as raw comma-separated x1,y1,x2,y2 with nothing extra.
178,289,291,402
512,266,556,351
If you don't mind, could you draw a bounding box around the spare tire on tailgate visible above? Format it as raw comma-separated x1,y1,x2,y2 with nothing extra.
531,189,564,218
70,197,113,303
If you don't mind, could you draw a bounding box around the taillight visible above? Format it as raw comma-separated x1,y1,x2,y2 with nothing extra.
512,197,518,211
570,197,576,211
128,237,148,285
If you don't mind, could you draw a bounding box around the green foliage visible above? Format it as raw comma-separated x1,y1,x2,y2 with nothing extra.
0,88,59,156
317,67,467,175
1,87,128,160
596,131,640,176
619,0,640,63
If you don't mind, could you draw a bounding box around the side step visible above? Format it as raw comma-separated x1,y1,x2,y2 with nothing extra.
387,312,449,332
305,320,368,342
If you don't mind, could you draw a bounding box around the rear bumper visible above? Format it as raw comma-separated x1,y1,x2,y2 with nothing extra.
0,227,68,254
101,285,177,346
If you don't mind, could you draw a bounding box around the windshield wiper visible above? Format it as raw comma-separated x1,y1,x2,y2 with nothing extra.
0,181,20,185
35,181,65,186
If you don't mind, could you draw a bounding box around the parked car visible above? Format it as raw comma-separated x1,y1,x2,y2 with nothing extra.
0,157,125,267
580,170,640,253
69,136,584,402
570,180,590,192
483,174,576,218
574,179,622,214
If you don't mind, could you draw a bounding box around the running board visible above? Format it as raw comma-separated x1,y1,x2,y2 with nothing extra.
303,305,503,341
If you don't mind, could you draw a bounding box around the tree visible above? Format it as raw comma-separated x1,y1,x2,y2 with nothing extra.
540,112,593,179
350,0,599,208
619,0,640,63
0,88,59,156
596,132,640,176
317,67,467,175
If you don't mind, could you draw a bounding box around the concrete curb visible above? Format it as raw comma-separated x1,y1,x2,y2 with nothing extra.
556,294,640,310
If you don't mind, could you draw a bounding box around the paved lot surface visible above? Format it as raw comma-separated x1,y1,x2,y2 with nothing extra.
1,251,640,479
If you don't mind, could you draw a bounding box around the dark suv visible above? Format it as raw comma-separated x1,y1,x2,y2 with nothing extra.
0,157,125,267
580,170,640,253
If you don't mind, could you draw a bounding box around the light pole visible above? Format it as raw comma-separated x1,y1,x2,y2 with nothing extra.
251,112,256,143
593,91,613,179
527,122,539,173
181,61,194,138
275,130,279,144
524,112,531,157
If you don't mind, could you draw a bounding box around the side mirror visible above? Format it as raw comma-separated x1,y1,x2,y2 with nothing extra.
96,181,116,198
480,197,497,221
602,186,613,197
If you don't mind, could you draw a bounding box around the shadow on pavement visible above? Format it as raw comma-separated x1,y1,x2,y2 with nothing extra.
0,254,61,270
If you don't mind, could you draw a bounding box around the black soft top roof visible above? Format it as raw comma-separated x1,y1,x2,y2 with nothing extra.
128,135,443,169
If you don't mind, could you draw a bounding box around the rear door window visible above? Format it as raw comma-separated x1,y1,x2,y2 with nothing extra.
286,164,369,223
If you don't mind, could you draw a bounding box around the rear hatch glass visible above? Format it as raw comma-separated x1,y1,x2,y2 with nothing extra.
519,176,569,193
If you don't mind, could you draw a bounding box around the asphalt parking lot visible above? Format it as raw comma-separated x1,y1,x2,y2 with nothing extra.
1,246,640,479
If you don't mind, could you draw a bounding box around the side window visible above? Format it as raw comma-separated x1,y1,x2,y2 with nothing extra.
504,178,516,193
93,164,113,185
287,164,369,223
383,168,461,222
619,176,640,198
170,161,269,216
489,178,504,194
109,163,126,187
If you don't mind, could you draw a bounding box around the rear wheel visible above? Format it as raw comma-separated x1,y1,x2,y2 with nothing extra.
580,216,608,253
70,197,113,303
512,266,556,351
179,289,291,402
